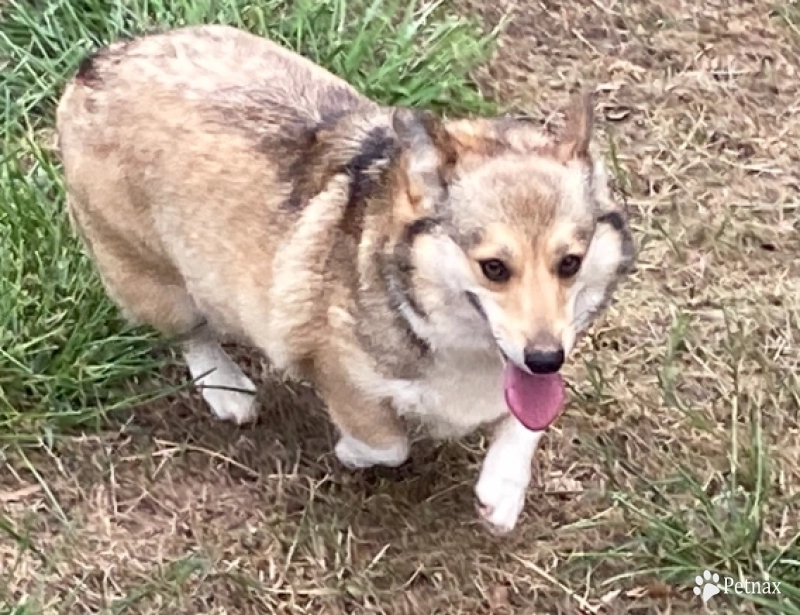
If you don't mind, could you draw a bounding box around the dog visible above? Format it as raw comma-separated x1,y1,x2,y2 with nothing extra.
56,24,634,535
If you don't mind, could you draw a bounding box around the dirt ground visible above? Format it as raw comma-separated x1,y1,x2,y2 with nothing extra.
2,1,799,613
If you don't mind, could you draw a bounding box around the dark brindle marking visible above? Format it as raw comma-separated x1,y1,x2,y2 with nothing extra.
388,216,440,320
343,126,398,210
367,239,432,370
75,51,104,85
75,38,135,87
597,211,635,274
465,291,488,322
275,110,347,211
279,114,397,211
597,211,625,231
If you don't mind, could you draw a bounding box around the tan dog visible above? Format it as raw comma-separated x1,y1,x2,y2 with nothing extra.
56,25,634,534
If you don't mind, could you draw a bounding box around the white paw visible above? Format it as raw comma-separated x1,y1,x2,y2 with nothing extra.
335,434,409,469
474,418,542,535
199,374,258,425
183,339,259,425
475,474,528,535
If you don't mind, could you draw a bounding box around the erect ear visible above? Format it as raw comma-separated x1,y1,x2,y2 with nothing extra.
391,108,458,217
555,90,594,163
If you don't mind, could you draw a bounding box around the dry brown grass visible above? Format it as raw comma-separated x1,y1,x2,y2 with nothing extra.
2,0,799,613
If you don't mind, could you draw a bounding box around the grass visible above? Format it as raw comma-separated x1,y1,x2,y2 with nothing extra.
2,0,800,613
0,140,168,441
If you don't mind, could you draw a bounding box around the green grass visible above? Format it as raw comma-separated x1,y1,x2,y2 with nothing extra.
568,306,800,613
0,0,499,444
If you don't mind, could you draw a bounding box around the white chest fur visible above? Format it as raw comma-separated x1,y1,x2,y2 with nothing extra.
343,282,511,438
368,348,508,439
411,350,508,437
382,293,511,437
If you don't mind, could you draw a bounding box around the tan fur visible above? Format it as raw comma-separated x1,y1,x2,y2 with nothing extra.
57,25,634,534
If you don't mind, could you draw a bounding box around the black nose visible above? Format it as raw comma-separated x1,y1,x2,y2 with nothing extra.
523,348,565,374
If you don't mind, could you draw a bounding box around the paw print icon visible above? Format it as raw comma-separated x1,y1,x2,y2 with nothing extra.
694,570,721,603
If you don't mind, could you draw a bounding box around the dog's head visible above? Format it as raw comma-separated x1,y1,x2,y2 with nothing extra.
387,94,634,428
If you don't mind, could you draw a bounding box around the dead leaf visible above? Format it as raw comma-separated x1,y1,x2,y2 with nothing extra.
488,583,512,612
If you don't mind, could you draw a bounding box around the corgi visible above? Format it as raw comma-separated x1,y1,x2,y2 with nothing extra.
56,24,635,534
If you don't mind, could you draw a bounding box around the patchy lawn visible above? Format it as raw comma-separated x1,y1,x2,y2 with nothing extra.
1,0,798,613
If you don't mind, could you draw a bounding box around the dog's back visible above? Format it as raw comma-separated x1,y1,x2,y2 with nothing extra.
59,24,370,140
56,25,379,340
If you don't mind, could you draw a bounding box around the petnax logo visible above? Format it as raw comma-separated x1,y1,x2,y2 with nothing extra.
693,570,781,604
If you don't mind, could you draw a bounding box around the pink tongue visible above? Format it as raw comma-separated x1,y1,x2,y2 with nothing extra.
503,365,566,431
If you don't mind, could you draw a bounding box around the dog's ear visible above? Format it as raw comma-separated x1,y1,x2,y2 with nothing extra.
391,108,457,217
555,91,594,163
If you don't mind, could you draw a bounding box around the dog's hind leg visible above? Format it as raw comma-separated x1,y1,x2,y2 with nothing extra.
105,267,259,425
181,329,258,425
70,200,258,425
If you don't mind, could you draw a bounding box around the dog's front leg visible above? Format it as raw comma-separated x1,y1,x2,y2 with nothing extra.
475,416,544,535
315,363,410,470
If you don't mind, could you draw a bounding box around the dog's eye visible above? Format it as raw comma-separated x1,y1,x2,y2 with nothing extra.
479,259,511,283
557,255,583,278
